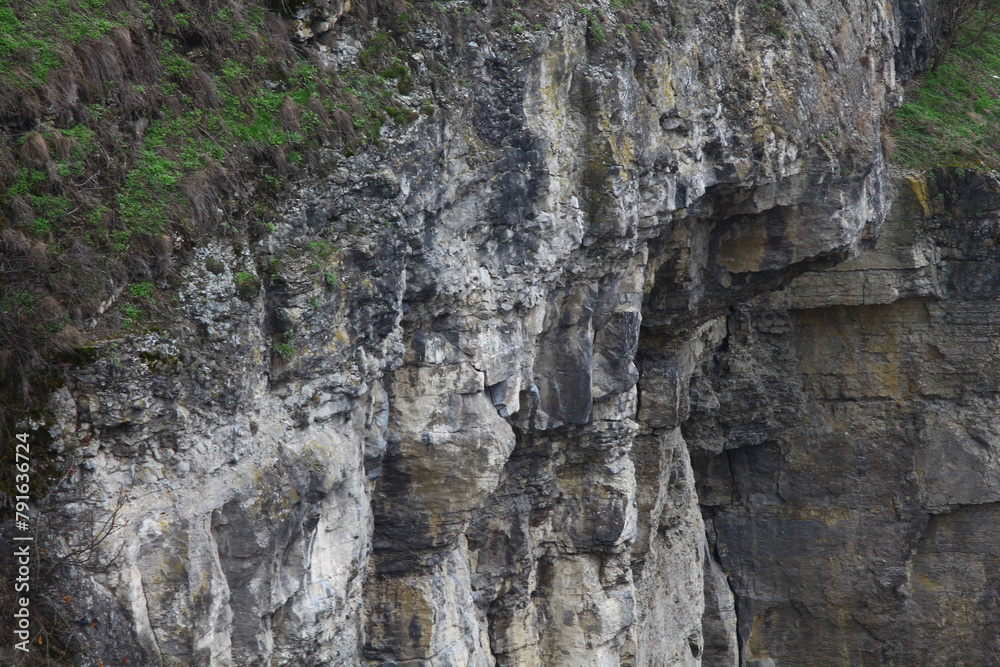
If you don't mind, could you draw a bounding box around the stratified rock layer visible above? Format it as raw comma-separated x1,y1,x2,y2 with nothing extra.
687,170,1000,665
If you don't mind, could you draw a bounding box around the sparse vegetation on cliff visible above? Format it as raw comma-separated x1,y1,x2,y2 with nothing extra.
893,2,1000,169
0,2,429,654
0,0,678,446
0,0,426,439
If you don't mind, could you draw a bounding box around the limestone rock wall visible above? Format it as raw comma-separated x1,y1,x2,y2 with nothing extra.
686,170,1000,665
29,0,938,665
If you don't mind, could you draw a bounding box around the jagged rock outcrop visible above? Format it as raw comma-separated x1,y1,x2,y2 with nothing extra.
26,0,947,665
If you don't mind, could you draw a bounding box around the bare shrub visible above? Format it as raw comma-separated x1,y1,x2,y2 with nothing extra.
342,91,364,115
18,133,50,169
118,79,159,120
150,233,174,277
266,144,290,175
2,228,34,255
278,96,302,133
188,66,221,108
34,296,64,321
49,129,76,161
933,0,1000,68
0,78,42,121
0,349,13,379
180,169,225,232
3,228,52,269
9,195,35,226
0,479,132,664
110,26,136,72
75,39,123,97
163,94,184,117
332,107,357,144
126,252,154,281
0,139,18,182
305,96,335,145
42,66,82,118
49,325,84,353
262,12,295,61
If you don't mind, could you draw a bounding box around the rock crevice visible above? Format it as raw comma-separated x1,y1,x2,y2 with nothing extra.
29,0,968,665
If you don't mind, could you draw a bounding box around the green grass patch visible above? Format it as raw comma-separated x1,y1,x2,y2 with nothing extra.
121,303,140,319
26,193,72,234
115,148,179,249
128,281,154,299
338,68,415,142
0,0,432,468
304,239,337,256
234,271,260,300
0,0,121,86
273,341,295,360
893,22,1000,170
577,6,607,44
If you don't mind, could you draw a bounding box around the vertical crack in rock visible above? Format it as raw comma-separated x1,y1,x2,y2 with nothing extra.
30,0,943,663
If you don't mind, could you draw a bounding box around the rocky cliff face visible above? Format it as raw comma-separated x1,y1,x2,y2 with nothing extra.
688,170,1000,665
23,0,964,665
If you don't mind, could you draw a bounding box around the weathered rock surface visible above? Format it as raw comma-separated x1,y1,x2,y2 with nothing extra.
687,170,1000,665
25,0,969,665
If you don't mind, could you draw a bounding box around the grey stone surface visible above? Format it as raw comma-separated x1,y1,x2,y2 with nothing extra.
687,171,1000,665
27,0,951,665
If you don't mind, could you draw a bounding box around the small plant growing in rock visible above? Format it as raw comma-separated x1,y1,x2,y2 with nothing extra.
324,272,339,289
273,342,295,360
205,257,226,274
758,0,788,39
379,58,409,80
578,6,607,44
121,304,141,326
304,239,337,256
128,281,154,299
234,271,260,300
